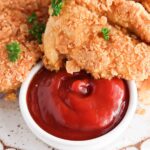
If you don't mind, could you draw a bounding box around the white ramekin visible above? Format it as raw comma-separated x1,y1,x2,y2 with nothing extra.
19,62,138,150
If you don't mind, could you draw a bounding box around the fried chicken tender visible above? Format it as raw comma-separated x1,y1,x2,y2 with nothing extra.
74,0,150,43
107,0,150,43
43,0,150,81
0,0,49,92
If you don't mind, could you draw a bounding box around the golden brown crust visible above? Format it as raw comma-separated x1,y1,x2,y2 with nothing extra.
135,0,150,12
43,0,150,81
137,78,150,104
4,91,17,102
108,0,150,43
142,0,150,12
64,0,150,44
0,0,49,92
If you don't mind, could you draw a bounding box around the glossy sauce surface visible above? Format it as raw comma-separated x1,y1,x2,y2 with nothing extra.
27,68,129,140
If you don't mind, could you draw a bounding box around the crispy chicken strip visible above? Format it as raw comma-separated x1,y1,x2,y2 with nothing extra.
0,0,49,92
43,0,150,81
107,0,150,43
72,0,150,43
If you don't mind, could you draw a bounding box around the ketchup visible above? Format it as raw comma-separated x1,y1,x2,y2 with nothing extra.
27,68,129,140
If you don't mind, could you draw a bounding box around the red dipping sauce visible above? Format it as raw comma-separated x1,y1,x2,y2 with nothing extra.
27,68,129,141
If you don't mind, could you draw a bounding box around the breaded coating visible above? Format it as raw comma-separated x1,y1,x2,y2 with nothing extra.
135,0,150,12
107,0,150,43
71,0,150,44
43,0,150,81
0,0,49,92
141,0,150,12
137,77,150,104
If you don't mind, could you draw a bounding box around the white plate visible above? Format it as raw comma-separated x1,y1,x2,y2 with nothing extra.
0,94,150,150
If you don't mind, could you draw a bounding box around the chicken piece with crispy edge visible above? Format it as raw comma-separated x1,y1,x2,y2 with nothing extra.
71,0,150,43
106,0,150,43
0,0,50,93
43,0,150,81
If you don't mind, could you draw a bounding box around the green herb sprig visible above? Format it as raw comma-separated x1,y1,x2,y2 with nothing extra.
51,0,63,16
27,12,37,24
29,22,45,44
28,13,46,44
101,28,110,41
6,42,21,62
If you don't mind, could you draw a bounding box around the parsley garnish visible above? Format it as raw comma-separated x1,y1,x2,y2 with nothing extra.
6,42,21,62
51,0,63,16
27,12,37,24
28,13,46,44
29,22,45,44
101,28,110,41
